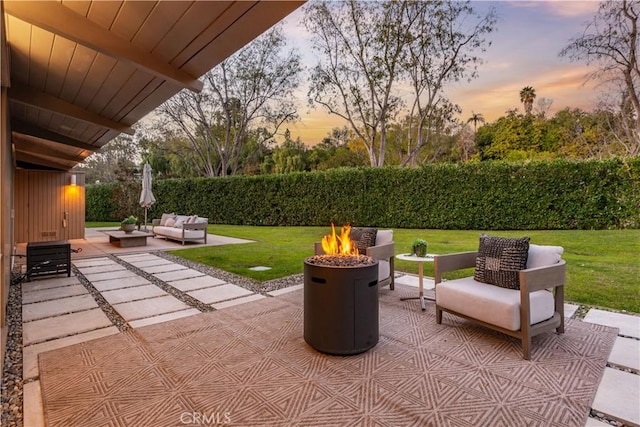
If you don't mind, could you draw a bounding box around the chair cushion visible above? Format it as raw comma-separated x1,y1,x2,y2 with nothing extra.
351,227,377,253
375,229,393,246
527,244,564,269
436,277,555,331
474,235,530,290
164,217,176,227
160,213,176,226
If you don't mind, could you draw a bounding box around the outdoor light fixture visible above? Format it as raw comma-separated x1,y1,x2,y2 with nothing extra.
70,174,77,186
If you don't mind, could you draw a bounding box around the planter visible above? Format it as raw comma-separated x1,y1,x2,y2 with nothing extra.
121,224,136,233
413,242,427,257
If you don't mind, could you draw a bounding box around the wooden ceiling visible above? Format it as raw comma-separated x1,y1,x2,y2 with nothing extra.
1,0,304,170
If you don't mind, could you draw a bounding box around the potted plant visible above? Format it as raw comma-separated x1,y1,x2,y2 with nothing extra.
412,238,428,257
121,215,138,233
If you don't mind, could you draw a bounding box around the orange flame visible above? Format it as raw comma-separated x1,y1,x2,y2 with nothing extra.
321,224,359,255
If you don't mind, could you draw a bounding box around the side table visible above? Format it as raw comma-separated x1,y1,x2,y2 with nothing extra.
396,253,436,311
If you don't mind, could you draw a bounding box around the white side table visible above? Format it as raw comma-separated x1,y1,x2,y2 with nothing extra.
396,253,436,311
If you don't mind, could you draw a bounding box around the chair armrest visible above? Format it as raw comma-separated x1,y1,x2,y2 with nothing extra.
366,242,394,260
183,222,207,231
434,251,478,284
519,260,566,293
152,219,161,226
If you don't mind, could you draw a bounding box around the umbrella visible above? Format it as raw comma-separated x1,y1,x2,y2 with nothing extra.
139,163,156,231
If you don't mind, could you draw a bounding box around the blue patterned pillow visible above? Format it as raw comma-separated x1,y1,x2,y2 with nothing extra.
474,235,530,290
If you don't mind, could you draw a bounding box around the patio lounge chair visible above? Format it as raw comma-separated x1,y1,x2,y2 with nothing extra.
434,237,565,359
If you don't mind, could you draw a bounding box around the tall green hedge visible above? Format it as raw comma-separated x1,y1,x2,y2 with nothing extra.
86,158,640,230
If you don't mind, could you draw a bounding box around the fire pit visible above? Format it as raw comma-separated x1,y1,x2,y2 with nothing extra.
304,225,380,355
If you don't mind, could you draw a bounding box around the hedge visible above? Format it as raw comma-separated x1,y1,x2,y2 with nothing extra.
86,158,640,230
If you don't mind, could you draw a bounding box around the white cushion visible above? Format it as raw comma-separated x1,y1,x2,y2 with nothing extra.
164,217,176,227
174,220,185,228
160,213,175,226
527,244,564,269
153,226,205,240
436,277,555,331
378,260,390,282
187,215,198,224
195,217,208,224
376,229,393,246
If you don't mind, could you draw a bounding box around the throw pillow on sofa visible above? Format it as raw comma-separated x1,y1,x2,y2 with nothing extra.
160,213,176,226
164,217,176,227
474,234,530,290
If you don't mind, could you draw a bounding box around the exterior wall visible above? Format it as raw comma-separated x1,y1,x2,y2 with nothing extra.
14,170,85,243
0,89,12,367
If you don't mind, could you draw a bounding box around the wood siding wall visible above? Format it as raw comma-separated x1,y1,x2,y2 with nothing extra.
14,170,85,243
1,85,12,355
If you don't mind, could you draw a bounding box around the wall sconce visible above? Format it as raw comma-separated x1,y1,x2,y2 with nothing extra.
70,174,77,186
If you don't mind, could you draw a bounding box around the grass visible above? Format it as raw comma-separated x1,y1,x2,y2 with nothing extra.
166,225,639,314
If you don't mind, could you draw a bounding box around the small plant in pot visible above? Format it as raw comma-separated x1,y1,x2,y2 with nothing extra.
412,238,428,257
121,215,138,233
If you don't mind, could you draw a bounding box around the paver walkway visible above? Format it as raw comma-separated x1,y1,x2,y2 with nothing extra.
17,269,640,427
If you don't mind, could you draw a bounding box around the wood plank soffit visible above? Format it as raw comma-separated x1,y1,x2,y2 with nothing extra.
8,83,135,135
11,119,100,152
3,0,203,93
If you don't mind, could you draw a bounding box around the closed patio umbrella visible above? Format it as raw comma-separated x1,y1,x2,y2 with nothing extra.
139,163,156,231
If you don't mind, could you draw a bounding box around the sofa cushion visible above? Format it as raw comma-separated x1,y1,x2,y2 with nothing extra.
474,235,530,290
351,227,378,253
436,277,555,331
155,226,204,240
375,229,393,246
160,213,175,226
527,244,564,269
195,217,208,224
164,217,176,227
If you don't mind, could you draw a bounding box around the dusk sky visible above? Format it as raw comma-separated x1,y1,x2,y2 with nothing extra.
281,1,602,145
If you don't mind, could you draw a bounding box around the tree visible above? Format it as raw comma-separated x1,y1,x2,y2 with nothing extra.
519,86,536,115
467,111,485,133
559,0,639,155
401,1,496,166
76,134,140,183
158,25,302,176
303,1,409,167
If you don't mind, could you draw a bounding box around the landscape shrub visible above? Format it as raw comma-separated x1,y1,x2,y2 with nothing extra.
86,158,640,230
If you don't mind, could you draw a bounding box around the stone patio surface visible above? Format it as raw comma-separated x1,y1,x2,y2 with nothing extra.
9,233,639,427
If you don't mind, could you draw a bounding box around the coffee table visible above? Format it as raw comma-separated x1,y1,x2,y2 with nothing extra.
396,253,436,311
103,230,154,248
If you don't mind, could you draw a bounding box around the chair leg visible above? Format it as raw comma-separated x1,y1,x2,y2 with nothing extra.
436,306,443,324
522,336,531,360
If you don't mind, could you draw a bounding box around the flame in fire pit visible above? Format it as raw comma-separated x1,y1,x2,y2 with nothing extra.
321,224,359,255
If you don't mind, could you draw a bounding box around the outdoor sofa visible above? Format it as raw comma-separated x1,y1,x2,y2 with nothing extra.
434,236,565,359
152,214,208,245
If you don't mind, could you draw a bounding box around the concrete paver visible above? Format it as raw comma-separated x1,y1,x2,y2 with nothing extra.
583,309,640,339
23,327,119,380
584,418,610,426
92,276,151,291
140,263,188,274
23,294,98,322
129,309,201,328
23,381,44,427
101,285,167,305
267,284,303,297
591,367,640,426
394,275,435,290
212,294,266,310
113,295,191,321
169,276,225,292
72,258,113,268
118,254,161,262
22,284,88,304
564,303,579,318
83,270,139,282
187,284,253,304
154,268,205,282
23,308,112,345
126,258,174,268
22,276,80,292
76,264,126,275
608,337,640,371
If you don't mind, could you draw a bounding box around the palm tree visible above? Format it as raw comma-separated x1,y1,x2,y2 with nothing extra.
466,111,485,133
520,86,536,115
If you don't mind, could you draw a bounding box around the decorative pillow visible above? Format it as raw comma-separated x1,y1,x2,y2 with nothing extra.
164,217,176,227
187,215,198,224
160,213,176,226
474,234,530,290
174,220,185,229
527,244,564,269
350,227,378,253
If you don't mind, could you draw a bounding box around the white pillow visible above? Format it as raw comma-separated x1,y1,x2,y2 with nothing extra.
174,220,185,229
527,244,564,269
375,229,393,246
164,217,176,227
187,215,198,224
160,213,175,226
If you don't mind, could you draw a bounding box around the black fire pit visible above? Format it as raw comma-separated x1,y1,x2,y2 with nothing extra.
304,255,379,355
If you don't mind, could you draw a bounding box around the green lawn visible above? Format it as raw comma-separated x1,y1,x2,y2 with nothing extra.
167,225,639,314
